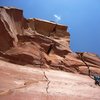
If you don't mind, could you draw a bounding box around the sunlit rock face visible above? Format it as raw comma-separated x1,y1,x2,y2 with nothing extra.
0,6,100,75
0,60,100,100
0,6,100,100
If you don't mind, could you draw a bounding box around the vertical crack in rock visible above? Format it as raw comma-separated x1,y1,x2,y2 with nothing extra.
48,24,57,37
43,71,50,93
76,52,91,76
39,52,50,93
47,43,54,55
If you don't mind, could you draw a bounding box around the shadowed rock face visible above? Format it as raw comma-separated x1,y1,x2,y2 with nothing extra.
0,6,100,75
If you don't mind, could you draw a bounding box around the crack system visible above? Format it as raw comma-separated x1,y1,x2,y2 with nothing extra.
43,71,50,93
76,52,91,76
0,52,51,96
39,52,50,93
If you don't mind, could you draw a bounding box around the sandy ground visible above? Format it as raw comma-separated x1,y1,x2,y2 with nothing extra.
0,60,100,100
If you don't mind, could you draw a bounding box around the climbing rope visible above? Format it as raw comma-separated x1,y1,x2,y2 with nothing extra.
76,52,100,86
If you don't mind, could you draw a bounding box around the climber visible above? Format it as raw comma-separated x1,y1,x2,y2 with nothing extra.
93,75,100,86
76,52,100,86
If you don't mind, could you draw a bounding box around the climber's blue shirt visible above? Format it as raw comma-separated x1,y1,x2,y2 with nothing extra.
94,76,100,82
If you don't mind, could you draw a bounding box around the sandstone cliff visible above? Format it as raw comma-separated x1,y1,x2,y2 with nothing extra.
0,6,100,75
0,6,100,100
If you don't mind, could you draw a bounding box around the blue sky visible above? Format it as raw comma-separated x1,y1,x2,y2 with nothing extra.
0,0,100,55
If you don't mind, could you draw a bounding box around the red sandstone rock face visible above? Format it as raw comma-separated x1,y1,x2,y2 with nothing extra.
0,6,100,100
0,6,100,75
0,60,100,100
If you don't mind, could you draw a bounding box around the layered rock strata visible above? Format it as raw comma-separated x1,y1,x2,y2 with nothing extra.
0,6,100,76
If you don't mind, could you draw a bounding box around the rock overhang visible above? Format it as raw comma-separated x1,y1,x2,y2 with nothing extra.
0,6,100,76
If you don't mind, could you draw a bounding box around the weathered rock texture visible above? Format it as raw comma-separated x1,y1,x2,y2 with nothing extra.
0,6,100,100
0,6,100,75
0,60,100,100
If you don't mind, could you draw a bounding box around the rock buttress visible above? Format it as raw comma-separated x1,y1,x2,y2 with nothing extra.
0,6,28,51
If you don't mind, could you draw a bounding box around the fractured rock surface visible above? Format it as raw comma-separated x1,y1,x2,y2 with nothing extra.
0,6,100,100
0,6,100,75
0,60,100,100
